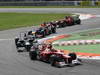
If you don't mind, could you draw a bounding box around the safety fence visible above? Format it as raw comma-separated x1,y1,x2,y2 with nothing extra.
0,1,100,6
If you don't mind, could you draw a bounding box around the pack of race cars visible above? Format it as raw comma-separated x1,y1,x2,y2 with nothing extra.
15,15,82,68
35,15,81,38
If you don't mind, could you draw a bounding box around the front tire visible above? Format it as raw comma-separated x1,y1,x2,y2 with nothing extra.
76,19,81,24
68,52,77,60
49,55,63,67
25,45,31,52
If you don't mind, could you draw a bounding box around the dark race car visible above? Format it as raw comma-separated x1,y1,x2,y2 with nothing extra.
47,22,57,34
35,27,46,38
15,31,35,52
40,22,52,35
35,22,57,38
29,44,81,68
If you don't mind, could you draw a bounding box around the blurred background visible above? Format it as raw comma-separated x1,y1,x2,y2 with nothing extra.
0,0,100,6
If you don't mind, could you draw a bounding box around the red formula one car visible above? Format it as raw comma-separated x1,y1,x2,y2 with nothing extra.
29,44,81,68
56,15,81,28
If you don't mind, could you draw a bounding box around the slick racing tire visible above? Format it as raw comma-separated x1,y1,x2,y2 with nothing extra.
25,45,31,52
76,19,81,24
17,49,24,53
52,28,56,33
42,32,45,38
29,51,37,60
50,55,63,67
15,38,19,48
68,52,77,60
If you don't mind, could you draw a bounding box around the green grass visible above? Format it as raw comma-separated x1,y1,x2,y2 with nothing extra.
54,29,100,54
0,6,100,8
0,13,70,31
54,44,100,54
58,34,100,41
58,29,100,41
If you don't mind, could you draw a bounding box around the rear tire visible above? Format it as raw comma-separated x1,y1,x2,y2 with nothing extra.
29,51,37,60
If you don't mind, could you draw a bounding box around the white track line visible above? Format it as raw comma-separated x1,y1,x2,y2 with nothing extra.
0,39,13,41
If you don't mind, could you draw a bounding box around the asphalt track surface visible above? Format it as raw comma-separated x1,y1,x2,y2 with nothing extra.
0,8,100,75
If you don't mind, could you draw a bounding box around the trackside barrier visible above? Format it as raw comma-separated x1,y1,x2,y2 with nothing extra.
0,1,75,6
53,39,100,46
0,1,100,6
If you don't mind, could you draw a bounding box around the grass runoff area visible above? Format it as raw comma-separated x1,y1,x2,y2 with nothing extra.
0,6,100,8
59,29,100,41
54,44,100,54
54,29,100,54
0,13,70,31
